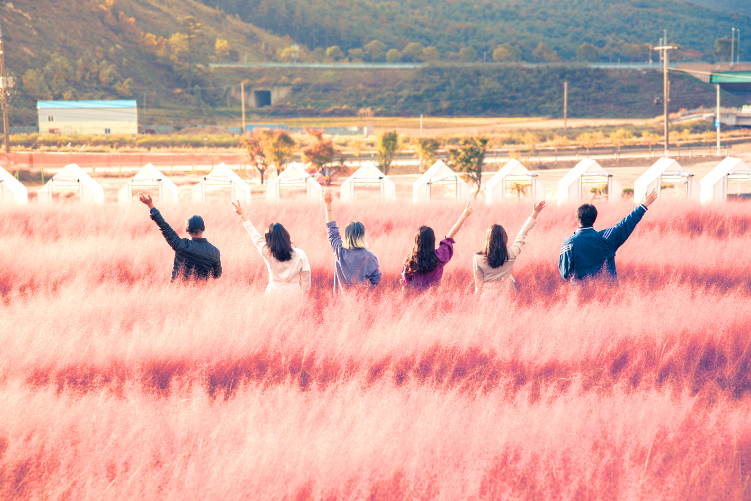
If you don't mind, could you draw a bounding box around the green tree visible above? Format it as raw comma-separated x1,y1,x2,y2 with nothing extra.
577,43,600,62
364,40,387,62
493,43,521,62
402,42,425,62
376,131,401,174
422,46,441,62
413,137,440,171
449,136,488,197
386,49,402,63
459,47,477,62
532,42,560,62
348,48,365,62
181,15,203,88
326,46,345,60
714,37,733,62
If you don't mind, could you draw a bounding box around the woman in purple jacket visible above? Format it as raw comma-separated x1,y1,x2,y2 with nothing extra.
401,202,473,293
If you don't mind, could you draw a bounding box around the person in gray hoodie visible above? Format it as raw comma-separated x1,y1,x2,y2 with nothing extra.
323,189,381,293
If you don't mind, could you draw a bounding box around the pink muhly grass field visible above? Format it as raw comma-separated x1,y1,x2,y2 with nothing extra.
2,199,751,500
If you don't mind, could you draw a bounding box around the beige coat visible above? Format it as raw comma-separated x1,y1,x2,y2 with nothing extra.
473,217,537,294
243,220,312,293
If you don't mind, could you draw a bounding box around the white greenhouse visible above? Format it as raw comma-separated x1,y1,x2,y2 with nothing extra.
700,157,751,204
118,164,179,205
633,158,699,204
485,159,545,204
38,164,104,203
265,163,322,202
0,166,28,204
413,160,470,203
191,163,251,204
557,159,621,205
340,162,395,202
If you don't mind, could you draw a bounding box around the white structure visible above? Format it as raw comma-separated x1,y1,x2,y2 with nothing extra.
118,164,178,205
38,164,104,203
191,163,251,204
485,159,545,204
557,159,621,205
340,162,395,201
413,160,471,203
0,166,28,204
633,158,699,204
700,157,751,204
266,163,322,202
37,100,138,136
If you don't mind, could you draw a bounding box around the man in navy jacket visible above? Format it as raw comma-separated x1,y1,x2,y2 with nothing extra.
559,189,657,283
139,192,222,283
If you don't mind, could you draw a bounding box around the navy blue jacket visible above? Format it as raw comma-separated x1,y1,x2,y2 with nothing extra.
559,204,648,282
150,208,222,283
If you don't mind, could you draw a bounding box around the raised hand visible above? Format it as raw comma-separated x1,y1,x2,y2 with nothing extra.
644,189,658,207
231,200,247,221
533,200,546,214
323,189,334,206
461,202,473,219
138,192,154,209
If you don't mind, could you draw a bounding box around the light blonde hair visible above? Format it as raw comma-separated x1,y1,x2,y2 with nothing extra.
342,221,367,250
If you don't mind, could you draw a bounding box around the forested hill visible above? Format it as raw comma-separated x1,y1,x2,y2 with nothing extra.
201,0,747,63
689,0,751,16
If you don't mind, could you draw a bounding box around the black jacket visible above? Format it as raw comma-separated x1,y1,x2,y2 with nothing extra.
150,208,222,282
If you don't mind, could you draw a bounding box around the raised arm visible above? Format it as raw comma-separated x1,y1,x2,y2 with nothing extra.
323,189,334,223
601,189,657,250
509,201,545,258
232,200,266,251
140,192,181,250
446,202,474,240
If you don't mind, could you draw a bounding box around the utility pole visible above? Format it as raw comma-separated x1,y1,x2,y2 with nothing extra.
716,84,721,155
654,42,675,156
0,22,11,154
731,28,736,68
563,81,568,132
738,29,741,64
241,82,246,132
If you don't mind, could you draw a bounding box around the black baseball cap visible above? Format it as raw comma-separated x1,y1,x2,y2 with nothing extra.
186,215,205,233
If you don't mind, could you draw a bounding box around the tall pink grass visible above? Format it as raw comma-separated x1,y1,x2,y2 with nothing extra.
1,199,751,499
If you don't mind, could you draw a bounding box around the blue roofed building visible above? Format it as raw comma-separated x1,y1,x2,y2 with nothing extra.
37,100,138,136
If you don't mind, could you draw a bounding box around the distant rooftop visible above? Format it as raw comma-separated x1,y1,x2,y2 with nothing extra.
37,100,138,109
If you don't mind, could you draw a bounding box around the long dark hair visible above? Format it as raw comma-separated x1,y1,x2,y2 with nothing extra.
265,223,293,262
479,224,509,268
405,226,440,274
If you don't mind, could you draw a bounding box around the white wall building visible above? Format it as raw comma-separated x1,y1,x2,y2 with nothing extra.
700,157,751,204
557,159,621,205
191,163,251,204
633,158,699,204
413,160,470,203
38,164,104,203
37,100,138,136
0,166,28,204
340,162,395,201
485,159,545,204
118,164,179,205
266,163,322,202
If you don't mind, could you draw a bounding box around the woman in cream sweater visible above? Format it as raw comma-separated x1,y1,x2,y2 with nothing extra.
232,201,311,294
473,201,546,294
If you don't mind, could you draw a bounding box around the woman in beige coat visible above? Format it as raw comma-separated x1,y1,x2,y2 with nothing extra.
473,201,546,294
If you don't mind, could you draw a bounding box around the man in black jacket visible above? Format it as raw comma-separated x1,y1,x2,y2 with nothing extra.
139,192,222,283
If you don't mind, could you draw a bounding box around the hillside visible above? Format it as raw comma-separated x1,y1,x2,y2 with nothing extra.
1,0,293,126
202,0,749,63
688,0,751,16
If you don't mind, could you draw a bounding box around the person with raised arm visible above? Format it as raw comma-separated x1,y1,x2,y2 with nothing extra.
559,189,658,284
474,200,546,295
401,202,473,293
231,200,311,294
138,192,222,283
322,189,381,293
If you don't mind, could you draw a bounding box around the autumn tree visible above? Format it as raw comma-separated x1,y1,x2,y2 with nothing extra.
386,49,402,63
182,16,203,88
364,40,387,62
577,43,600,62
215,39,230,61
376,131,401,175
242,131,272,184
402,42,425,62
532,42,560,62
449,136,488,198
413,137,440,172
302,128,338,171
326,46,345,61
241,129,296,184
